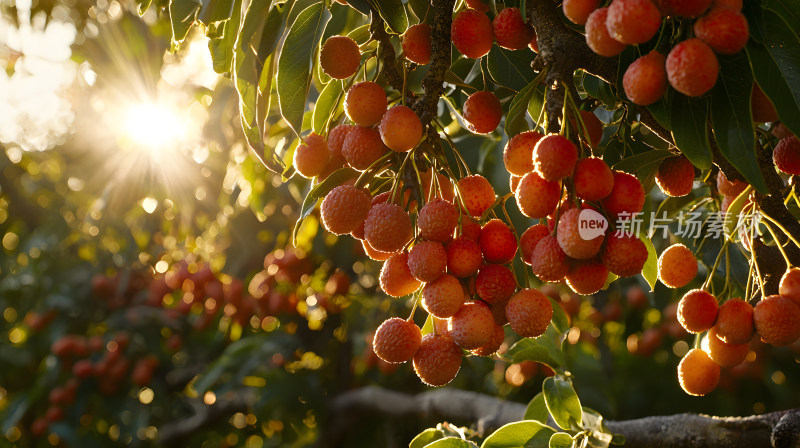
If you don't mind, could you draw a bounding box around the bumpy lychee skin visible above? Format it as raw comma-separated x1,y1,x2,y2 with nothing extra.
463,91,502,134
402,23,432,65
773,136,800,175
448,301,496,349
656,156,695,197
602,234,648,277
678,289,719,333
694,6,749,55
506,288,553,338
342,126,388,170
418,199,459,242
657,243,698,288
319,35,361,79
574,110,604,148
480,219,518,264
606,0,662,44
678,348,720,396
293,133,330,178
459,217,482,241
623,51,667,106
379,252,422,297
705,327,748,367
585,8,626,57
573,157,614,201
344,81,387,127
602,171,645,219
364,202,413,253
566,259,609,295
751,83,778,123
557,209,605,260
657,0,712,17
779,268,800,306
446,237,483,278
716,170,748,197
380,105,422,152
413,334,462,387
504,131,543,176
451,8,494,59
327,124,356,160
713,298,754,344
476,264,517,304
533,134,579,181
531,235,570,282
372,318,422,363
563,0,600,25
407,241,447,283
493,7,534,50
470,324,505,357
754,295,800,346
666,38,719,97
422,274,466,319
520,224,550,265
515,172,561,219
458,175,496,217
320,185,372,235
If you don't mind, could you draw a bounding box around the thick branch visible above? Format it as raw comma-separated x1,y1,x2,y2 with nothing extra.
370,9,408,96
410,0,455,126
158,394,250,446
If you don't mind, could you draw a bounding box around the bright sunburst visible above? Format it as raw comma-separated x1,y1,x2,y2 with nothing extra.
122,101,189,151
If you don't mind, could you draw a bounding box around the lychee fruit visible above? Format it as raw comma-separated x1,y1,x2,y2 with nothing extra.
713,297,754,344
533,134,579,181
475,264,517,304
372,317,422,363
402,23,432,65
470,324,505,357
601,171,645,219
418,199,459,242
320,184,372,235
463,91,502,134
344,81,387,127
704,327,748,367
413,333,462,386
773,136,800,175
716,170,747,197
566,259,609,295
364,202,413,253
458,175,496,217
751,83,778,123
520,224,550,265
451,8,494,59
666,38,719,97
493,7,534,51
327,124,356,161
459,216,482,241
623,51,667,106
407,241,447,283
293,133,329,178
379,252,422,297
753,295,800,346
448,300,496,349
573,110,604,148
446,237,483,278
693,6,749,55
531,235,570,282
379,105,422,152
657,243,698,288
712,0,741,10
602,233,648,277
655,155,695,197
515,172,561,219
656,0,712,17
678,348,720,396
479,219,518,264
563,0,600,25
342,126,388,170
320,35,361,79
363,239,394,261
779,268,800,306
585,7,626,57
678,289,719,333
557,208,605,259
421,169,456,203
606,0,662,44
422,274,466,318
506,288,553,338
503,130,543,176
573,157,614,201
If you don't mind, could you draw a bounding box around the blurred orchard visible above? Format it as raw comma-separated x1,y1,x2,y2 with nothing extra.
1,0,799,447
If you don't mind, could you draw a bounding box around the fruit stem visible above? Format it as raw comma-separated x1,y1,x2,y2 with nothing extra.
434,118,472,177
408,291,420,322
750,242,768,299
761,211,800,252
762,217,795,269
353,152,394,189
701,240,729,292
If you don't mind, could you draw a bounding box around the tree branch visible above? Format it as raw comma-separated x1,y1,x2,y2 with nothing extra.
369,8,409,97
410,0,455,127
158,393,250,446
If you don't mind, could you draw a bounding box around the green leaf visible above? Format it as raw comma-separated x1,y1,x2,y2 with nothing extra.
645,90,672,131
528,82,546,127
581,72,617,110
410,429,444,448
408,0,430,23
292,168,358,244
710,52,767,194
194,336,266,393
765,0,800,34
506,80,539,138
277,2,332,136
669,95,712,170
426,438,476,448
207,0,242,73
543,376,582,430
548,297,569,335
505,326,565,369
369,0,408,34
640,235,657,292
480,421,555,448
136,0,154,15
724,185,753,237
420,314,434,336
747,10,800,137
549,433,573,448
312,80,344,134
198,0,234,24
524,392,549,423
487,45,537,91
169,0,201,45
611,149,674,175
346,0,372,16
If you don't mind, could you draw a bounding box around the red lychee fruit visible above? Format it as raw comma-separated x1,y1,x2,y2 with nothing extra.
479,219,518,264
446,237,483,278
623,50,667,106
657,243,698,288
563,0,600,25
557,208,605,260
418,199,459,242
713,0,741,10
470,324,505,356
380,105,422,152
463,91,502,134
678,348,720,396
503,130,543,176
655,155,695,197
713,297,754,344
678,289,719,333
458,175,496,217
372,317,422,363
666,38,719,97
476,264,517,304
566,259,609,295
422,274,466,318
705,327,748,367
531,235,570,282
364,202,413,253
506,288,553,338
407,241,447,283
772,122,794,140
656,0,712,17
327,124,356,161
573,157,614,201
363,239,394,261
602,233,648,277
773,136,800,175
694,6,749,55
515,172,561,219
751,83,778,123
320,35,361,79
320,184,371,235
342,126,388,170
344,81,387,127
606,0,662,44
753,295,800,346
716,170,748,197
459,216,482,241
585,7,626,57
493,7,534,50
520,224,550,265
379,252,422,297
533,134,579,181
573,110,604,148
402,23,432,65
448,300,496,349
779,268,800,306
413,333,462,386
451,8,494,59
293,133,329,178
601,171,645,219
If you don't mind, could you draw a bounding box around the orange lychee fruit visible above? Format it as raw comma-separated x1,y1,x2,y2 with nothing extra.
364,202,413,253
666,38,719,97
402,23,432,65
623,50,667,106
342,126,388,170
556,208,605,260
293,133,330,178
753,295,800,346
320,35,361,79
407,241,447,283
657,243,698,288
585,7,626,57
531,235,570,282
379,105,422,152
533,134,579,181
463,91,502,134
515,172,561,219
779,268,800,306
470,324,505,357
563,0,600,25
566,259,609,295
705,327,748,367
601,233,648,277
451,8,494,59
479,219,518,264
493,7,534,51
372,317,422,363
716,170,747,197
605,0,662,45
475,264,517,304
678,289,718,333
573,157,614,201
446,237,483,278
506,288,553,338
458,174,496,217
379,252,422,297
773,136,800,175
713,297,754,344
413,333,462,386
678,348,720,396
601,171,645,219
655,155,695,197
503,130,544,176
418,199,459,242
694,6,749,55
422,274,466,319
448,300,496,349
320,184,372,235
520,224,550,265
344,81,387,127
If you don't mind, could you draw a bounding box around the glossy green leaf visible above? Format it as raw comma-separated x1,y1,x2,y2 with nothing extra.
426,438,476,448
480,420,555,448
369,0,408,33
207,0,242,73
506,326,565,369
505,80,538,138
528,82,546,127
169,0,201,45
487,45,537,92
543,376,582,430
611,149,673,175
292,168,357,244
640,235,657,292
346,0,372,16
766,0,800,34
669,94,712,170
198,0,234,24
312,80,344,134
277,2,332,136
724,185,753,237
548,297,569,335
410,429,444,448
710,52,767,194
645,90,672,131
408,0,430,23
581,72,617,110
524,392,549,423
549,433,573,448
420,314,434,336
